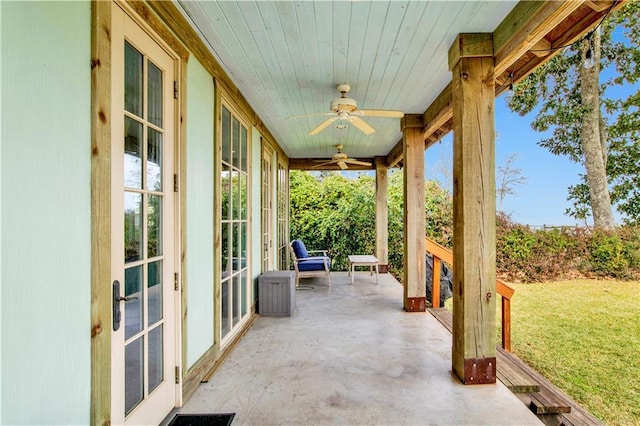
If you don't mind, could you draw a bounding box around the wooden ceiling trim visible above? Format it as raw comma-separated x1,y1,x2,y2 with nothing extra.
126,1,190,61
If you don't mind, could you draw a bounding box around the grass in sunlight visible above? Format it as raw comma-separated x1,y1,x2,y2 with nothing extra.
508,280,640,426
445,279,639,425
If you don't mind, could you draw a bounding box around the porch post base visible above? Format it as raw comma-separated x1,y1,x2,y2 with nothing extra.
404,297,426,312
378,264,389,274
454,357,497,385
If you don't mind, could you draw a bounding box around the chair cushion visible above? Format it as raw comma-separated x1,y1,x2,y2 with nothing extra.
291,239,309,259
297,257,330,271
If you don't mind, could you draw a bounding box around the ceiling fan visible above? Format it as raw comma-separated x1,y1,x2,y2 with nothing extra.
313,144,372,170
308,84,404,135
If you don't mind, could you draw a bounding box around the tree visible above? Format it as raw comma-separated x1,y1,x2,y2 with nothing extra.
497,153,527,211
506,2,640,227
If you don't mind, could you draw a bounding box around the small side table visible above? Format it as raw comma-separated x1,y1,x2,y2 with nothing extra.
347,255,379,285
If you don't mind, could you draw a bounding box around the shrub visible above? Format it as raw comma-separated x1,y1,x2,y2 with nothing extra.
290,171,640,282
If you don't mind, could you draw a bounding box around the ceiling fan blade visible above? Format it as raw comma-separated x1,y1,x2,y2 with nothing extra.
312,160,337,169
345,159,373,167
309,117,337,135
358,109,404,118
337,161,348,170
288,112,335,119
349,116,375,135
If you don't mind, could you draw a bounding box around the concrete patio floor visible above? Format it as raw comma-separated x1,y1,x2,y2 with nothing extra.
177,272,542,425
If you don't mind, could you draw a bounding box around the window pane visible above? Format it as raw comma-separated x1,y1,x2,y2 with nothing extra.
148,260,163,326
232,223,240,266
148,325,163,393
240,222,247,267
125,336,144,415
240,173,247,220
124,117,143,189
240,125,247,171
241,269,247,317
222,106,231,164
124,41,143,117
124,192,142,263
231,170,239,220
221,222,230,276
147,128,162,191
124,265,143,340
232,275,239,326
147,195,162,258
221,165,231,221
221,280,230,338
232,117,240,169
147,60,163,127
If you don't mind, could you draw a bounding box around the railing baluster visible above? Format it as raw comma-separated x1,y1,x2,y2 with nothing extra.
432,256,441,308
425,237,514,352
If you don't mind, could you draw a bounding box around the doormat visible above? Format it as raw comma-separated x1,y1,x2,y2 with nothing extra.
168,413,235,426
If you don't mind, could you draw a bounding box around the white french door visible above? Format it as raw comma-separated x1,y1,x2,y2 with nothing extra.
111,5,178,425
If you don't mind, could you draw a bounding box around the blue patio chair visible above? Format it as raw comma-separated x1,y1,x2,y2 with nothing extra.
289,239,332,287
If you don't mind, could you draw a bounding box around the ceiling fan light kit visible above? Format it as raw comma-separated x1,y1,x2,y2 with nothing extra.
312,144,373,170
307,84,404,136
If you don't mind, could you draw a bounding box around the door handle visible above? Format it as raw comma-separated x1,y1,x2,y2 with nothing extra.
113,280,139,331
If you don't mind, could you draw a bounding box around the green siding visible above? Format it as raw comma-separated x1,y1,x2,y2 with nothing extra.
1,2,91,424
186,58,215,367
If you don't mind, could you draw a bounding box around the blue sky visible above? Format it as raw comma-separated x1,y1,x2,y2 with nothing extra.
424,96,587,227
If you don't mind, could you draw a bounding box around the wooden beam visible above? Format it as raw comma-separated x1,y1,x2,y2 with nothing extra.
423,83,453,147
375,157,389,272
585,0,613,12
91,2,112,424
450,42,497,384
386,137,404,168
288,158,375,171
493,1,583,76
402,115,426,312
530,37,552,57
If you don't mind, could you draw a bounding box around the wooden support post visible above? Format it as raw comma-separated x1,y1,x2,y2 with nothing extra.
449,33,497,384
375,157,389,273
91,2,112,424
402,115,426,312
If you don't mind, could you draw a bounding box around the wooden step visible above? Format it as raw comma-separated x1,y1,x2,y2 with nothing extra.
496,350,540,393
529,390,572,414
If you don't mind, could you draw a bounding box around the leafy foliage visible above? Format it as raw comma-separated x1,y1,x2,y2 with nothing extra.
291,171,640,282
497,213,640,282
289,170,452,275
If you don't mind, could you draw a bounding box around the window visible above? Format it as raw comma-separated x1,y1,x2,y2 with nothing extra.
220,104,249,340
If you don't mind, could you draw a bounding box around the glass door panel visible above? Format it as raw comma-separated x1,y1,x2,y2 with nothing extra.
219,103,250,345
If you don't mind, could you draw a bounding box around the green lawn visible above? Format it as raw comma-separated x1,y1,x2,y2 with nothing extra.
508,280,640,425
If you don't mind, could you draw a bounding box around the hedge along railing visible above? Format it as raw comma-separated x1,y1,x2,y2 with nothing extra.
425,237,514,352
